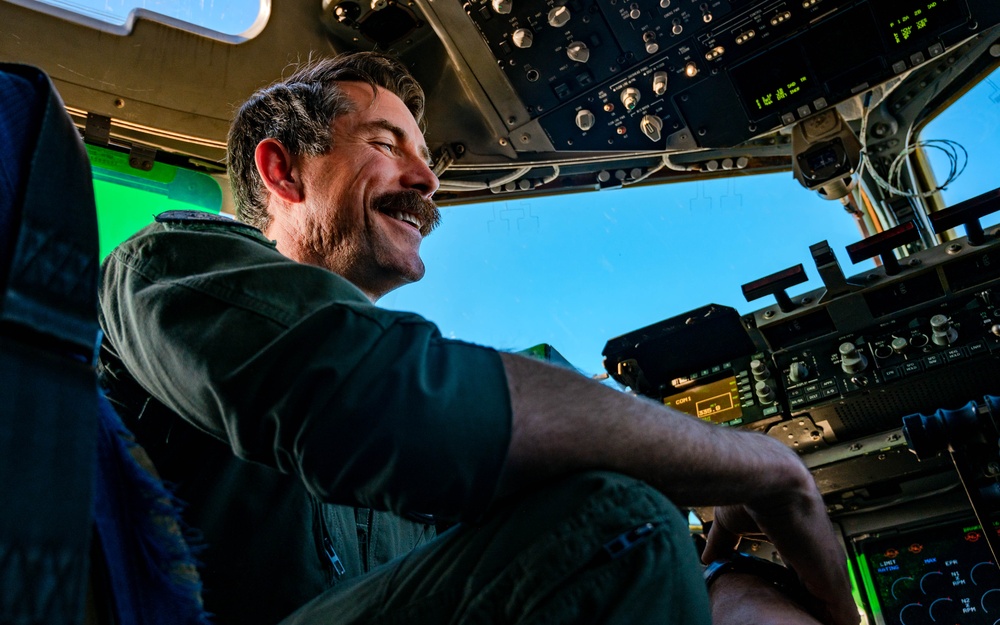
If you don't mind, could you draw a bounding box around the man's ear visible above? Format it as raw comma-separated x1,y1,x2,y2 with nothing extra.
255,138,305,203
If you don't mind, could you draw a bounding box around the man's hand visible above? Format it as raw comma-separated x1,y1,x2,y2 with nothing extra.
704,502,858,625
709,572,829,625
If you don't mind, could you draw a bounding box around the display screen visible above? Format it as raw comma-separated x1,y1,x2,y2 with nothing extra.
871,0,967,48
663,375,742,424
854,516,1000,625
730,40,816,122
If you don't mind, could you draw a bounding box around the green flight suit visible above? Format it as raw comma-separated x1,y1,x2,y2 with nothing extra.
98,211,710,625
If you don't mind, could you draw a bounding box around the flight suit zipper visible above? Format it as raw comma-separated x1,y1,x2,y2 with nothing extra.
356,507,373,573
313,497,345,581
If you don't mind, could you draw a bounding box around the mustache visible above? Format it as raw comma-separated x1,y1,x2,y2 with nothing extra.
372,191,441,237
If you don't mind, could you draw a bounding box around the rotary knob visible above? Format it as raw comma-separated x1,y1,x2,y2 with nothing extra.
930,314,958,346
548,5,571,28
640,115,662,142
750,359,770,382
491,0,512,14
566,41,590,63
890,337,909,354
652,71,668,96
755,381,775,404
511,28,533,48
788,361,809,383
575,109,595,131
620,87,640,111
839,342,868,374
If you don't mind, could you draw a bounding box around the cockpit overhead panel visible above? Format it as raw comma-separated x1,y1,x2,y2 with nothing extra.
445,0,1000,152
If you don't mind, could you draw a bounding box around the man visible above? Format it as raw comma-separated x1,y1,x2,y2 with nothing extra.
99,52,858,625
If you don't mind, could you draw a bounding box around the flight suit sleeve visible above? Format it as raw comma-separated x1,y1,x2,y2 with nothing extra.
99,218,511,521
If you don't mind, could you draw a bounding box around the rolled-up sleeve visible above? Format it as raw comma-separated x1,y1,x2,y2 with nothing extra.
99,220,511,521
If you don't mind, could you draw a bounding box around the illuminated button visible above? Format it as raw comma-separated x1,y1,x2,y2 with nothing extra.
945,347,967,362
968,340,988,356
882,366,902,381
790,397,806,409
902,361,923,376
804,383,820,394
684,62,698,78
924,354,945,368
763,405,780,417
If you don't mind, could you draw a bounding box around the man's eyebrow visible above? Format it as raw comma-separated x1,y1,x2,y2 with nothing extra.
362,119,432,164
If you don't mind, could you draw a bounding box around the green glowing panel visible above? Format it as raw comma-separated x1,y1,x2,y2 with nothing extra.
87,144,222,259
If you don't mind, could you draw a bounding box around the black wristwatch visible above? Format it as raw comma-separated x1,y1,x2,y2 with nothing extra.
704,553,822,617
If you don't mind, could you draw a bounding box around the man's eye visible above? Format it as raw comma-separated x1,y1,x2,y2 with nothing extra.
374,142,396,154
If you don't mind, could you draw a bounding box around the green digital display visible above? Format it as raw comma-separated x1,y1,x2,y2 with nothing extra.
752,75,809,112
873,0,965,47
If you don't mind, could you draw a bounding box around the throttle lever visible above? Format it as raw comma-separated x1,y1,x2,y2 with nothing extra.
929,187,1000,246
845,220,920,276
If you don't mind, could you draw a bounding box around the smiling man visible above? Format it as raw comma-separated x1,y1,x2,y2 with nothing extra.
98,52,858,625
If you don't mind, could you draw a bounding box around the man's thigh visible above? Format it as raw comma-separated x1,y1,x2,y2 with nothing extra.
280,471,711,625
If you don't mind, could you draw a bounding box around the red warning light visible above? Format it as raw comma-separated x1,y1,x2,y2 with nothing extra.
885,548,899,558
966,532,983,542
908,544,924,554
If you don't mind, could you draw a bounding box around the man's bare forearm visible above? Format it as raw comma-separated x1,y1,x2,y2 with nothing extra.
498,351,813,505
498,352,860,625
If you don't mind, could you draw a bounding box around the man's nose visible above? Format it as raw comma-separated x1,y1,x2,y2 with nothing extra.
403,155,440,198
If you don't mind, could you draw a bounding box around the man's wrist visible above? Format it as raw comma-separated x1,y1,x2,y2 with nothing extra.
704,553,821,616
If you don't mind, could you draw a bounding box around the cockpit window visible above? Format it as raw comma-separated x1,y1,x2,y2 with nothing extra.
16,0,267,40
921,66,1000,225
381,173,864,376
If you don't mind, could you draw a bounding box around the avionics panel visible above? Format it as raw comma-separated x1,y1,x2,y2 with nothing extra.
462,0,999,151
853,516,1000,625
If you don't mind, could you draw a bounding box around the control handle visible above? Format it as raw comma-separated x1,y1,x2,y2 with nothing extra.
845,220,920,276
741,264,808,313
928,187,1000,246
